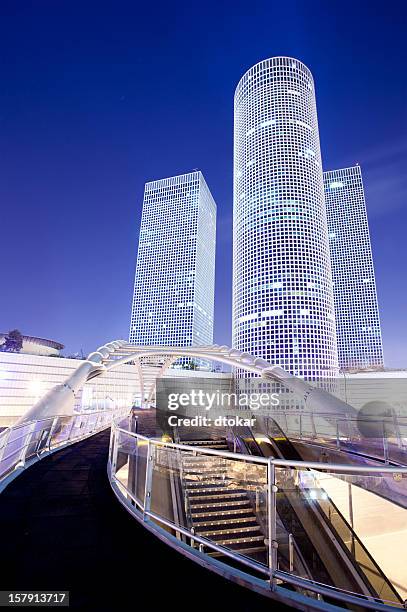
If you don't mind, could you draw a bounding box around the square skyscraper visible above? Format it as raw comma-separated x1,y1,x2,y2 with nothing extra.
129,171,216,348
324,165,384,370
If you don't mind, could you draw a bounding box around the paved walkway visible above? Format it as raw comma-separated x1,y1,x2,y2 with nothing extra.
0,429,288,610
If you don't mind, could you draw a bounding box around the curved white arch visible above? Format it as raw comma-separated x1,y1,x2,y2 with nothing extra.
17,341,355,424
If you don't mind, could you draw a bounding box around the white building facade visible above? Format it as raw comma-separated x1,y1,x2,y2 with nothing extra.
324,165,384,370
233,57,338,379
129,171,216,348
0,352,139,427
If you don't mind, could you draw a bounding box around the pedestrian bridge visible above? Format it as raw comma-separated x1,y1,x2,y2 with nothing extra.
1,341,406,611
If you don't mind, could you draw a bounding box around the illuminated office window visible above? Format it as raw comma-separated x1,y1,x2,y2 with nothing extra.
324,165,384,370
129,171,216,349
233,57,338,379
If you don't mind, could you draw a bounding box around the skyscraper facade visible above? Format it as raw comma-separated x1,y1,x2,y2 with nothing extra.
233,57,338,379
129,171,216,349
324,165,384,370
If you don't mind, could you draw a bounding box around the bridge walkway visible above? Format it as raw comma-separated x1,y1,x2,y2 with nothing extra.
0,429,288,610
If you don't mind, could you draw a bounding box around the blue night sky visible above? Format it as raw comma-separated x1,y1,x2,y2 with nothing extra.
1,1,406,366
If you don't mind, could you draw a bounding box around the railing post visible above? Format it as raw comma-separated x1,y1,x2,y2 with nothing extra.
111,427,119,475
383,421,389,465
268,458,278,590
108,421,115,463
336,421,341,449
392,411,403,449
131,411,138,433
134,435,140,499
0,429,12,463
345,413,352,443
311,413,317,439
83,414,90,435
184,489,188,516
348,482,356,557
288,533,294,572
47,417,59,450
299,414,302,440
19,422,37,466
66,415,77,443
143,440,154,520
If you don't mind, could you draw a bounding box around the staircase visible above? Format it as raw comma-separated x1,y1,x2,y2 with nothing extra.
179,438,267,563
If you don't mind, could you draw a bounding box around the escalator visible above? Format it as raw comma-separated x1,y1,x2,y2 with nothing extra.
234,421,403,607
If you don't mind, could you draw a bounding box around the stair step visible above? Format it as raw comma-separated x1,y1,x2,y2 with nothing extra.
181,436,266,562
209,545,266,558
190,508,256,519
193,516,259,528
183,459,226,465
184,470,228,476
190,499,251,510
184,464,226,470
184,448,229,453
197,525,262,537
183,457,226,463
185,479,234,487
186,485,242,494
180,440,227,446
212,534,265,546
188,492,247,501
184,467,227,475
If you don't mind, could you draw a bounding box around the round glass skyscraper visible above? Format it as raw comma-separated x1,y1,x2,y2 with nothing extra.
233,57,338,379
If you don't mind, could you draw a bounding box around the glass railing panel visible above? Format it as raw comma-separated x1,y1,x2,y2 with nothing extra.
283,414,301,438
114,430,131,490
107,421,407,607
113,430,147,509
0,423,32,473
398,418,407,440
316,469,405,604
275,530,321,603
24,420,53,458
7,423,31,447
81,414,93,435
48,417,71,447
83,412,103,434
275,464,405,605
312,415,337,439
149,443,189,531
68,415,87,440
386,416,407,463
0,410,124,484
0,452,21,477
298,414,315,439
274,465,336,587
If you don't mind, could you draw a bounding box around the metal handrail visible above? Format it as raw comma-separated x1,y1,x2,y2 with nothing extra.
229,418,402,602
0,408,129,485
111,473,402,612
109,419,406,611
261,412,407,467
112,473,270,575
113,423,407,474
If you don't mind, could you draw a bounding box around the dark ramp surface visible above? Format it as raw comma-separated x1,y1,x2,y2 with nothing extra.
0,430,290,611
